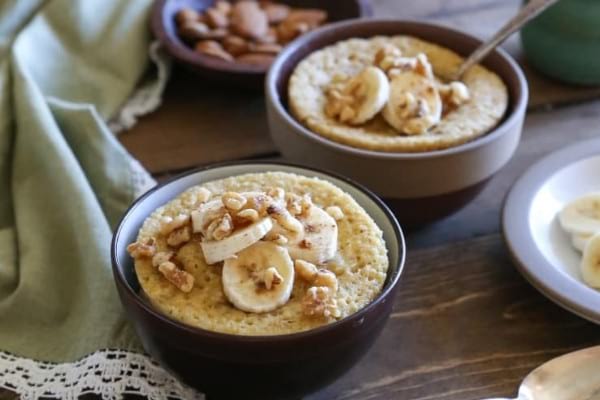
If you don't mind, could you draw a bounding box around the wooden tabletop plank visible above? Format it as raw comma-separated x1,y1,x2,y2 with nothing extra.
308,234,599,400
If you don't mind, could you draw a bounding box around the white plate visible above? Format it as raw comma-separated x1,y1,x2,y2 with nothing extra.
503,138,600,324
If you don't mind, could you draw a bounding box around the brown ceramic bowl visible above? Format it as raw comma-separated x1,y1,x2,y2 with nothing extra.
111,162,405,399
266,19,528,227
151,0,373,88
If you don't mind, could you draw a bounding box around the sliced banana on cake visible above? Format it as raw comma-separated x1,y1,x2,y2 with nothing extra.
580,233,600,288
222,241,295,313
200,217,273,265
326,66,389,125
381,57,442,135
559,192,600,236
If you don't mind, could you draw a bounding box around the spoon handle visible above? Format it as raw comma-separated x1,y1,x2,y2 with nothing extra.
453,0,559,79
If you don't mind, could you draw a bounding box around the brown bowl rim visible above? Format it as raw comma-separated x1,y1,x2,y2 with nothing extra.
111,160,405,343
151,0,374,75
265,18,529,160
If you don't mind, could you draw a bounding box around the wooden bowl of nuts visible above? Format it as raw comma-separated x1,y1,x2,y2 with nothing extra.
151,0,373,88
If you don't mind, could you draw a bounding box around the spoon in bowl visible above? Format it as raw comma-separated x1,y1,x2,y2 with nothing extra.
480,346,600,400
452,0,559,81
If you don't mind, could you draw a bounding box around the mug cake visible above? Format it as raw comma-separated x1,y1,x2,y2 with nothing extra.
288,35,509,152
126,172,388,335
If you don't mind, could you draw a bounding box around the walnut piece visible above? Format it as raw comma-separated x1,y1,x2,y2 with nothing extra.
127,239,156,258
313,269,338,292
167,226,192,247
236,208,260,222
374,44,417,76
295,259,318,281
267,204,304,233
206,213,234,241
159,214,190,236
152,251,174,268
263,267,283,290
325,206,344,221
438,81,470,108
302,286,340,319
222,191,247,211
158,261,194,292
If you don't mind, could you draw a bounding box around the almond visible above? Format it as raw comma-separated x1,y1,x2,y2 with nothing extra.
215,0,232,15
276,20,309,43
231,1,268,40
195,40,234,61
262,3,290,24
178,21,210,41
175,8,200,26
256,27,277,44
202,28,228,40
223,35,249,56
236,53,275,67
285,9,327,28
250,43,282,55
205,7,229,29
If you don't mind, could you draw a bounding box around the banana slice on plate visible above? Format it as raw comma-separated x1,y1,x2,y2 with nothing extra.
222,241,294,313
201,217,273,265
381,59,441,135
580,233,600,289
571,233,592,253
559,192,600,236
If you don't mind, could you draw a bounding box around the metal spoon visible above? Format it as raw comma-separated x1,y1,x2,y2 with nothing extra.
452,0,559,80
481,346,600,400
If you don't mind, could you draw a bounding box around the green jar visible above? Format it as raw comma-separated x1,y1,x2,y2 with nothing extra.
521,0,600,85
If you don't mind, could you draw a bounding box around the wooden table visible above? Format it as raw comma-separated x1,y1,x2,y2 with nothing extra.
119,1,600,399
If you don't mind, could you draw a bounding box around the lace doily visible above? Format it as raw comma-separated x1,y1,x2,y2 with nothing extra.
0,349,203,400
109,41,172,135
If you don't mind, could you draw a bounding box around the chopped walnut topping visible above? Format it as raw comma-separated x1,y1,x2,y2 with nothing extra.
152,251,174,268
245,193,269,215
267,204,304,233
159,214,190,235
207,213,233,241
167,226,192,247
267,187,285,200
222,191,247,211
299,239,312,249
325,206,344,221
438,81,470,108
158,261,194,293
285,193,303,216
300,195,313,216
374,44,417,76
236,208,260,222
313,269,338,292
271,234,288,245
263,267,283,290
414,53,434,79
196,187,212,203
294,259,318,281
302,286,340,319
127,239,156,258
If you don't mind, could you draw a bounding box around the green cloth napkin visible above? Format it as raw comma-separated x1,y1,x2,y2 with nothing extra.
0,0,153,362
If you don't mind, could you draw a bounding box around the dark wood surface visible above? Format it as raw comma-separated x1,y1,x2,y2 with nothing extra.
4,1,600,400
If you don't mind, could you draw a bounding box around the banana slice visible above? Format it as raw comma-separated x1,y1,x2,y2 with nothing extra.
348,66,390,124
222,241,294,313
326,66,389,125
580,233,600,288
270,204,338,264
201,217,273,264
559,192,600,236
571,233,592,253
381,60,441,135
